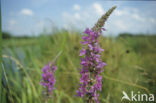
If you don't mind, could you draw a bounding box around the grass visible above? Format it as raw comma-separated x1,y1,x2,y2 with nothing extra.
1,30,156,103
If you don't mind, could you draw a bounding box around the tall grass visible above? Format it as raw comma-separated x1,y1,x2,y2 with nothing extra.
1,30,156,103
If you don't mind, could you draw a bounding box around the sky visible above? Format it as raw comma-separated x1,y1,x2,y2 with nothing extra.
2,0,156,36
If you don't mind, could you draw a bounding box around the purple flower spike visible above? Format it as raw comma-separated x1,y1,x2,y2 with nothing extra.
40,63,57,95
76,28,106,103
76,6,116,103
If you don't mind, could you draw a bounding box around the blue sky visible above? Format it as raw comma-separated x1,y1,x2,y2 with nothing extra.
2,0,156,36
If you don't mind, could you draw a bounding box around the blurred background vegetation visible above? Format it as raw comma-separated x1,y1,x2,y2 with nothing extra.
1,30,156,103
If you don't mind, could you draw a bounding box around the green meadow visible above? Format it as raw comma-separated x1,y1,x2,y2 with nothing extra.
1,30,156,103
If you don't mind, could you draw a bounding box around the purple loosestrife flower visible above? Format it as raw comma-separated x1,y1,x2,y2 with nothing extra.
76,6,116,103
76,28,106,103
40,63,57,95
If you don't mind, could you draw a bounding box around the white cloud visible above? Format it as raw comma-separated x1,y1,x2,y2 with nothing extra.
93,3,104,15
131,13,146,22
114,10,122,16
73,4,80,11
20,9,33,16
9,20,16,25
150,18,156,24
115,20,128,30
62,12,85,30
114,8,146,22
74,13,81,20
114,10,127,16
